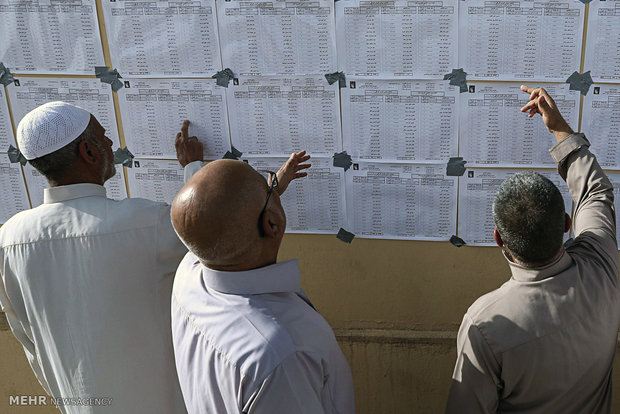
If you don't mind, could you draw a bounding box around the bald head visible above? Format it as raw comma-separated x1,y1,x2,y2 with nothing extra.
171,160,286,269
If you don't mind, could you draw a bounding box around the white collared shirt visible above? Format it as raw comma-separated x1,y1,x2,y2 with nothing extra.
0,183,190,413
171,254,355,414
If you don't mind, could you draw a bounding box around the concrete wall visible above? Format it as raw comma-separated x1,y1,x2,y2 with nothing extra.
1,235,620,412
0,319,57,413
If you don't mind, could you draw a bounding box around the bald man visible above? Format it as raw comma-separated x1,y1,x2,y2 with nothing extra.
170,159,355,413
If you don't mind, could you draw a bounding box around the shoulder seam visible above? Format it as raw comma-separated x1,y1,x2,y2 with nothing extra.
467,316,502,369
0,224,161,249
467,282,513,321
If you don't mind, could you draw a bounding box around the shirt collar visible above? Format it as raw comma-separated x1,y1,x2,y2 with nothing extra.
506,249,574,282
201,259,301,295
44,183,107,204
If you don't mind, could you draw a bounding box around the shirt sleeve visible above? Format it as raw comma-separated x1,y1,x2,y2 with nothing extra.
245,351,331,414
549,133,618,276
183,160,205,183
446,314,501,414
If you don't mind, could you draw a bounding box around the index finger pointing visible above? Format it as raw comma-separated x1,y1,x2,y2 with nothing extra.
521,85,542,101
520,85,535,94
181,120,190,138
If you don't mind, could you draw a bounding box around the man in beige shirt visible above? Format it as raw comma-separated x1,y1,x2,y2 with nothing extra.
446,85,620,413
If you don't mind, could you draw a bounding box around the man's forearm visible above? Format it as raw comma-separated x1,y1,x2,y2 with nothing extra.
551,133,616,246
552,129,574,143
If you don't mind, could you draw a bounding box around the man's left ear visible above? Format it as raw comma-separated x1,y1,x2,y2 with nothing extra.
260,209,284,239
78,140,100,165
564,212,572,233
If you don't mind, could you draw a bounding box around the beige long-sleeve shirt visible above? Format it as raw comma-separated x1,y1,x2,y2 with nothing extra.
446,133,620,413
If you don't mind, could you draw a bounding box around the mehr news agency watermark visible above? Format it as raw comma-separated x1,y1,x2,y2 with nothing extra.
9,395,113,408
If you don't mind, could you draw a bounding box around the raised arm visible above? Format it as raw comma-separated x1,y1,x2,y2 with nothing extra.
519,85,574,143
275,150,311,195
520,85,617,264
174,120,205,182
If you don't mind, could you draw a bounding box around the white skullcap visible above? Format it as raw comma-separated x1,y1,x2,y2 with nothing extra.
16,101,91,160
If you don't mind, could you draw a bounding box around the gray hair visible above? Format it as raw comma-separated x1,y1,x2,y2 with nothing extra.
492,171,566,265
29,119,103,182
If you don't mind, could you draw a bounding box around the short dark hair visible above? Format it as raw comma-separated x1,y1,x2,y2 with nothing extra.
28,119,98,182
492,171,566,265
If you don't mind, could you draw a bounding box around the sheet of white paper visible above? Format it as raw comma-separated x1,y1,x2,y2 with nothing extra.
336,0,457,78
245,157,346,233
605,172,620,249
7,77,121,148
23,163,127,207
117,78,230,159
460,83,580,168
341,79,458,162
218,0,337,76
458,168,572,246
582,84,620,169
0,0,104,74
459,0,584,81
0,161,30,223
0,89,15,151
102,0,220,77
345,162,457,240
584,0,620,82
227,76,341,157
126,159,184,203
